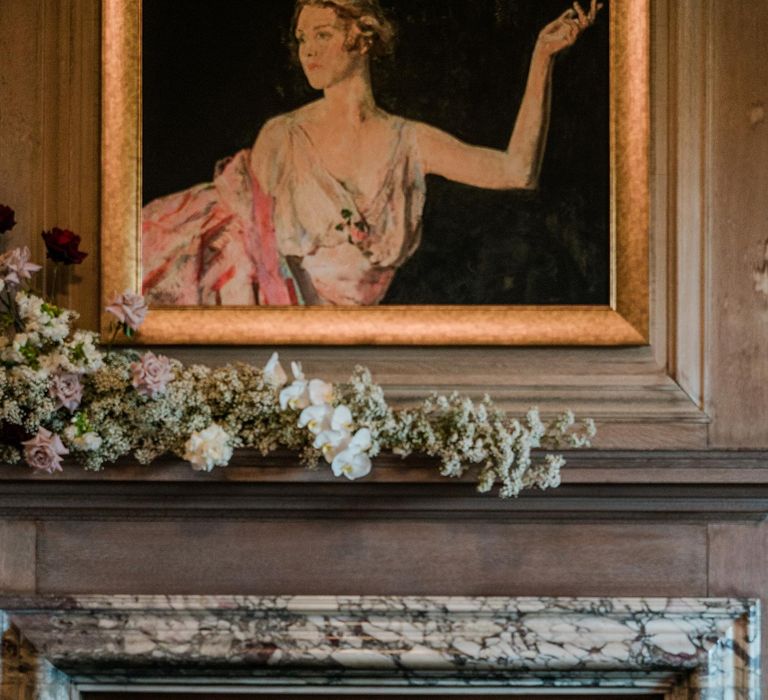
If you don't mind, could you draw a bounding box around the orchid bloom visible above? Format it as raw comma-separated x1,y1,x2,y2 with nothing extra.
279,380,309,411
308,378,334,406
331,405,355,432
349,427,372,453
298,404,333,435
332,449,372,480
314,429,351,463
263,352,287,388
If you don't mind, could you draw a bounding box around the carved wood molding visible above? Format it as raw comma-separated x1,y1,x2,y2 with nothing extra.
0,451,766,521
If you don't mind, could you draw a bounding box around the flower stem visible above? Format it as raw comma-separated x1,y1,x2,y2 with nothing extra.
105,323,120,356
0,290,24,332
50,263,59,301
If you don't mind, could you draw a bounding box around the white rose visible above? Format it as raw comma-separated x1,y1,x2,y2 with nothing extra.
183,424,233,472
64,426,103,452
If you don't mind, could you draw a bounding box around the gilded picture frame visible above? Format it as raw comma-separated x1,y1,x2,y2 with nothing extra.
101,0,648,346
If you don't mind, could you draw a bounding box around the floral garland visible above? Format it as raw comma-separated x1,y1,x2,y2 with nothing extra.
0,205,595,497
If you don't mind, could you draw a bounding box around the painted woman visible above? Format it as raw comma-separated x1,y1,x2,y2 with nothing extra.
142,0,602,306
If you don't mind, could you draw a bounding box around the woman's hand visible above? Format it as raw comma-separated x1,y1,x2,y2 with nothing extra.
534,0,603,58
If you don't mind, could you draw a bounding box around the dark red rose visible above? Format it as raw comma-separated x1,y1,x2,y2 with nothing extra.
41,228,88,265
0,205,16,234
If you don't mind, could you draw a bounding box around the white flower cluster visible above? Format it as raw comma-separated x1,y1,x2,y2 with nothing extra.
183,423,232,472
0,291,82,370
0,250,595,496
269,353,373,480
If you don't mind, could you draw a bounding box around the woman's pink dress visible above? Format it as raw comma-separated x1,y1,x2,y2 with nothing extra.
142,112,426,306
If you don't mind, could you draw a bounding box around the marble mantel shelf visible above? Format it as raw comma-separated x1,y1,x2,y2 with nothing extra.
1,450,768,521
0,596,760,699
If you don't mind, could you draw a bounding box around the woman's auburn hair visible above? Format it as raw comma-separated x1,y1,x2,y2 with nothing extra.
292,0,396,57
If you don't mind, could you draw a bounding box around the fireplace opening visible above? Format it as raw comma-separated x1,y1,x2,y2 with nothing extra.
83,694,663,699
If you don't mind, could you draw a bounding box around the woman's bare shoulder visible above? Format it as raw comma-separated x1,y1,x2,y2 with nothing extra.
253,101,322,146
290,100,324,122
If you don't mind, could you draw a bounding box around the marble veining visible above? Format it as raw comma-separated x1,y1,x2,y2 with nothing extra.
0,596,760,698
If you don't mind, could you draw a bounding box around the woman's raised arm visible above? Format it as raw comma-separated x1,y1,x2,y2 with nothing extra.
414,0,602,191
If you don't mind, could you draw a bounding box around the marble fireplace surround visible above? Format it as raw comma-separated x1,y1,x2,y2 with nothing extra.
0,596,760,699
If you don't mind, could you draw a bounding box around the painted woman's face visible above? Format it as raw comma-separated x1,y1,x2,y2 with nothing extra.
296,6,365,90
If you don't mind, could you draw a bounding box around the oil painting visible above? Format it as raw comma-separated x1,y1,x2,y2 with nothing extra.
141,0,608,307
101,0,648,344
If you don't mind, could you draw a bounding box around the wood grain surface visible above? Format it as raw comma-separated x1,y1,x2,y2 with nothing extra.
36,520,707,596
708,522,768,697
0,521,36,594
706,0,768,447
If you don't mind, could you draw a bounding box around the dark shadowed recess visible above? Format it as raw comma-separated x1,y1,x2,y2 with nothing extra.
143,0,610,305
85,694,660,699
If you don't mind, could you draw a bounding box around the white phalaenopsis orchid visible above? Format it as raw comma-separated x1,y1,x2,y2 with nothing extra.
278,360,312,410
332,448,372,480
263,352,287,388
331,405,355,432
309,378,333,406
279,380,309,410
349,427,372,453
314,429,351,462
298,404,333,435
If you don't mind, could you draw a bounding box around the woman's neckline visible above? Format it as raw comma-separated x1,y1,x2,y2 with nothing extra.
291,113,407,213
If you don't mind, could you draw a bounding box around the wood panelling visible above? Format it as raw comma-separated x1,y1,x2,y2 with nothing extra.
0,0,45,260
0,522,36,594
707,0,768,446
708,522,768,697
36,520,707,596
40,0,101,328
667,0,708,408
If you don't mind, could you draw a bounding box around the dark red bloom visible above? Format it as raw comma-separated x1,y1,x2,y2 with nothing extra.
41,228,88,265
0,205,16,234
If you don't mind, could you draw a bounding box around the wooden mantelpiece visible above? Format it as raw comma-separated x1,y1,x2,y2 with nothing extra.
1,451,767,521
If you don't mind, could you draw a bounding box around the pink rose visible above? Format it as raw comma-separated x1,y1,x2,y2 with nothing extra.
49,372,83,411
22,427,69,474
131,351,173,398
106,291,148,331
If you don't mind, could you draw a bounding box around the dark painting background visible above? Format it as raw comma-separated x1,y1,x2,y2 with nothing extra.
143,0,610,305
